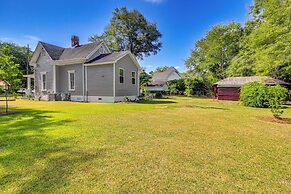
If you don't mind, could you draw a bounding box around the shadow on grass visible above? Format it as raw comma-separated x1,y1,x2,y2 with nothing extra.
137,100,177,105
0,107,106,193
192,105,230,110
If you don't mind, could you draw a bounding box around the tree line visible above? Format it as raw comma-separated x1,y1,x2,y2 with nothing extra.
185,0,290,84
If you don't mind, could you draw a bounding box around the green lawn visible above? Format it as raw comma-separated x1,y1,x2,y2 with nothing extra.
0,97,290,193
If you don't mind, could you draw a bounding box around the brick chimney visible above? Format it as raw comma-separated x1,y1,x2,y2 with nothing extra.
71,35,79,47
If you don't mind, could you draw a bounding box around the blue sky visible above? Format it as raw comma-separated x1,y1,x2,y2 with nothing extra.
0,0,252,72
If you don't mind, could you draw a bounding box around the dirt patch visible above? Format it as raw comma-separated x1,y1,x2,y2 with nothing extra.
257,116,291,125
0,112,18,116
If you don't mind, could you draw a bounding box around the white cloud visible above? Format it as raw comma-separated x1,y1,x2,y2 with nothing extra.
0,35,41,49
145,0,164,4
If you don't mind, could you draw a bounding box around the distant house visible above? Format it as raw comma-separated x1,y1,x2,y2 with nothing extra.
214,76,290,101
147,67,181,92
0,81,5,88
25,36,141,102
0,81,8,90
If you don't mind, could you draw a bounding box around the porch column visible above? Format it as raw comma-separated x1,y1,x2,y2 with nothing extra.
53,64,56,93
27,77,31,92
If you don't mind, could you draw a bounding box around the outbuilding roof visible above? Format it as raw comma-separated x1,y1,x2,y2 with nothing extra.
215,76,290,87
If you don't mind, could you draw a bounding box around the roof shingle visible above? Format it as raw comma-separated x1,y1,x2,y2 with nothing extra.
215,76,290,87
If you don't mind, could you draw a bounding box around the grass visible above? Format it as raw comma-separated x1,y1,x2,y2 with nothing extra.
0,97,290,193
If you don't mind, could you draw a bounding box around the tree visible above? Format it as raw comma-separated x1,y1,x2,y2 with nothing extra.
185,22,243,83
0,46,22,113
0,42,32,74
228,0,291,82
89,7,162,59
139,68,152,86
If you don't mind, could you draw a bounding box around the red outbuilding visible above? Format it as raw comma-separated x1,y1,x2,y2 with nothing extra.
213,76,290,101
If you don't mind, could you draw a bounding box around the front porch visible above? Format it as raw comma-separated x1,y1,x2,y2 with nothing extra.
23,74,34,95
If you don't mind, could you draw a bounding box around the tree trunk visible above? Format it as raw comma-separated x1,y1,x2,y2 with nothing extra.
5,91,8,113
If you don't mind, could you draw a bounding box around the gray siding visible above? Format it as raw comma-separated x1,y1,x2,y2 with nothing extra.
115,55,139,96
34,51,54,96
87,43,110,61
57,64,83,96
87,64,114,96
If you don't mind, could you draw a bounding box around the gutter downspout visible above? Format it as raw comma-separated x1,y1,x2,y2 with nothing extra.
82,64,85,102
113,63,116,102
85,66,88,102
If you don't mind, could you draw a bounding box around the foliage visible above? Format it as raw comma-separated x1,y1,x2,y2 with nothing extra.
167,79,185,95
186,0,291,83
155,92,163,99
89,7,162,59
185,22,243,82
168,83,178,95
240,82,288,117
240,82,269,108
230,0,291,82
267,85,288,118
139,68,152,86
184,78,209,97
0,46,22,112
0,42,32,74
141,85,151,100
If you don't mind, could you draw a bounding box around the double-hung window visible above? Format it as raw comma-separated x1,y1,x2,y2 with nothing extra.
68,70,75,91
131,71,136,84
41,72,46,91
119,68,124,84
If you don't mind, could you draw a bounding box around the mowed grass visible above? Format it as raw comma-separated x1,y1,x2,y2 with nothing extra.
0,97,290,193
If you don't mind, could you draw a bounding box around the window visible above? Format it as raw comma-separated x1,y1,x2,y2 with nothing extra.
68,70,75,91
41,72,46,91
41,49,46,56
119,68,124,84
131,71,136,84
100,46,105,54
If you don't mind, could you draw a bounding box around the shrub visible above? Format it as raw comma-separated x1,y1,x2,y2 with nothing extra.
267,85,288,118
168,82,178,95
155,92,163,99
184,78,209,97
141,85,151,100
167,79,185,95
240,82,269,108
240,82,288,117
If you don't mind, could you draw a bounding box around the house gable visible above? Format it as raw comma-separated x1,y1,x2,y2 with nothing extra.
86,41,111,62
167,70,181,81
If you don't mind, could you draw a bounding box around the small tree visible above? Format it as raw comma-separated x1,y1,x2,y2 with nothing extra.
267,85,288,118
240,82,288,118
0,46,22,113
168,82,178,95
139,68,152,87
240,82,269,108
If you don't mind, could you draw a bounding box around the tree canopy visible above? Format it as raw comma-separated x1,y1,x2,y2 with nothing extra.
89,7,162,60
185,22,243,82
185,0,291,83
0,42,32,74
0,46,22,112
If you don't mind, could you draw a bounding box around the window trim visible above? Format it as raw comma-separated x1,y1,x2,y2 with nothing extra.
68,70,76,91
131,71,136,85
40,72,47,91
119,68,125,84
